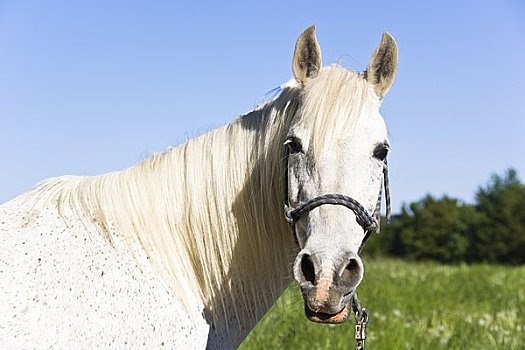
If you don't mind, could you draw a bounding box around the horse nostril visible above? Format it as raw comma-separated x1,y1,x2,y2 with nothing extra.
300,254,316,284
340,258,361,287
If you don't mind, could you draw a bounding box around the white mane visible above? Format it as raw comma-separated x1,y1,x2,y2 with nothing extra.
25,65,373,327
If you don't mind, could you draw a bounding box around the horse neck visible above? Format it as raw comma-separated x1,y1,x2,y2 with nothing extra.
85,91,299,337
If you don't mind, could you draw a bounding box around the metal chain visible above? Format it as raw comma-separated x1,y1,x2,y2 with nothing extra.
351,293,369,350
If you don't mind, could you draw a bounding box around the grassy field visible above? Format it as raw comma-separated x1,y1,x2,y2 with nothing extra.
239,258,525,349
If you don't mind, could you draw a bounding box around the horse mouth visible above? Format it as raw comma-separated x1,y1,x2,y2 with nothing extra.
304,303,351,324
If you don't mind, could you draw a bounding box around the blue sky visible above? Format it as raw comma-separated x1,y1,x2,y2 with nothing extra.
1,0,524,212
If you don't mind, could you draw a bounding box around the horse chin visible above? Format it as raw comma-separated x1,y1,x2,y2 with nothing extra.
304,303,351,324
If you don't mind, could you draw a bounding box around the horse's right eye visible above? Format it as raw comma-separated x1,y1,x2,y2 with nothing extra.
284,137,303,154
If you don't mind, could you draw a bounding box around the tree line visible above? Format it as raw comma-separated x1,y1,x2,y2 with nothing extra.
364,168,525,265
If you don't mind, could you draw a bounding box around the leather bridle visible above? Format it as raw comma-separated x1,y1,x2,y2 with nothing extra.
283,155,391,253
282,144,392,350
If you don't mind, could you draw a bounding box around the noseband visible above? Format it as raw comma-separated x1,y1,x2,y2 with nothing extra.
284,160,391,253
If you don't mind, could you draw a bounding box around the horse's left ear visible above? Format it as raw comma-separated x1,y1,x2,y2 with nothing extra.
293,25,322,85
366,32,398,98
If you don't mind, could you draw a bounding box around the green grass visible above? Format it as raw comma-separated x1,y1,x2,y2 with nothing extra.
239,258,525,349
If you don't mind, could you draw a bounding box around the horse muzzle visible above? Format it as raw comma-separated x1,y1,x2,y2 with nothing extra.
293,250,363,324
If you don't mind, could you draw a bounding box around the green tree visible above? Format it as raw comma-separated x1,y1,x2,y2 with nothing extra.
361,215,403,257
471,168,525,264
364,169,525,265
394,195,478,263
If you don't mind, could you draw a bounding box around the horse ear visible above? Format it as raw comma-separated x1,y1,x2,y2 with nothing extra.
366,32,398,98
293,25,322,85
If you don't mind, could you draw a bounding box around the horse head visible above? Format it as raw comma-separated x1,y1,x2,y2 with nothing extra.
285,26,397,324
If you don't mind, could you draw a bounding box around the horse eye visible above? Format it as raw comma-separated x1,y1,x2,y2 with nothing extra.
284,137,303,154
373,144,389,161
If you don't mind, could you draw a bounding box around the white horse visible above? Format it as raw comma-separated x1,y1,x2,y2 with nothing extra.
0,26,397,349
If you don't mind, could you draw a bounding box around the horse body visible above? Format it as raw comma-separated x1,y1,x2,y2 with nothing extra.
0,86,298,348
0,26,398,348
0,193,209,348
